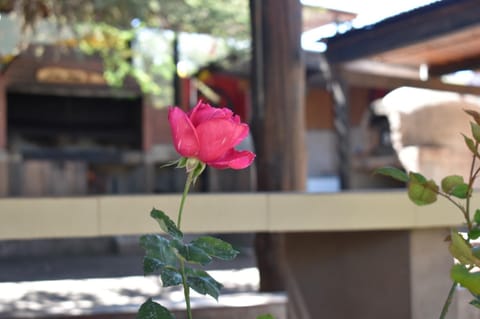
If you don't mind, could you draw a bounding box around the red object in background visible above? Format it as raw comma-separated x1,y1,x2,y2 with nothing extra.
182,70,250,122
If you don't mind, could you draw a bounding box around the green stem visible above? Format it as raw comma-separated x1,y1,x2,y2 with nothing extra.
439,146,478,319
177,171,194,229
177,171,195,319
439,281,457,319
180,259,193,319
465,149,477,231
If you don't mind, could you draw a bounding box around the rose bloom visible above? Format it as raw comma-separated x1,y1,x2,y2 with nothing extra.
168,101,255,169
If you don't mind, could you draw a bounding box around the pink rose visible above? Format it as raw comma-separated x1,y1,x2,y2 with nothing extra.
168,101,255,170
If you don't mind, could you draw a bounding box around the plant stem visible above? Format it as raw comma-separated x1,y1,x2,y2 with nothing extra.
177,171,194,229
465,150,477,231
180,259,193,319
439,147,478,319
177,171,194,319
439,281,457,319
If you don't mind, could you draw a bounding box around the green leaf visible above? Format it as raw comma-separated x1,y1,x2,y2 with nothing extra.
137,298,175,319
186,268,223,300
143,256,164,275
143,257,182,287
176,157,188,168
257,315,276,319
191,236,239,261
373,167,409,183
441,175,464,194
150,208,183,239
160,267,183,287
472,122,480,144
474,209,480,224
140,235,178,268
451,183,471,199
469,229,480,240
410,172,427,184
463,134,478,155
408,173,438,206
449,231,479,266
470,297,480,309
451,264,480,295
171,239,212,265
192,161,206,184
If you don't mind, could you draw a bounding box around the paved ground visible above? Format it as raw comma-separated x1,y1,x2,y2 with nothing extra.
0,235,280,318
0,268,276,319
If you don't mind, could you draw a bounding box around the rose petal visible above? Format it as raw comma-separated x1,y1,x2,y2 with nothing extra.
229,122,249,147
189,101,233,126
196,119,249,162
168,107,200,157
208,149,256,169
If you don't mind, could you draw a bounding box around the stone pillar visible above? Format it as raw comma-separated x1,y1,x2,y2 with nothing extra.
282,229,454,319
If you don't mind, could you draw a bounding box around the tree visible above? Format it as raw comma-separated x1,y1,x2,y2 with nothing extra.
0,0,250,97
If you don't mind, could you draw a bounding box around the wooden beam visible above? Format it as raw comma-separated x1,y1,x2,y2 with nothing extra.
429,54,480,76
325,0,480,63
341,69,480,95
342,60,420,79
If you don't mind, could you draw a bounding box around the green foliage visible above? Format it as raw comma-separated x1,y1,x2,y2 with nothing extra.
463,134,478,156
475,209,480,224
441,175,465,194
150,208,183,239
141,209,238,301
377,109,480,316
140,235,178,267
471,122,480,144
374,167,409,183
1,0,250,104
256,315,276,319
185,268,223,300
78,23,166,96
471,298,480,309
407,172,438,205
450,183,471,199
468,229,480,240
190,236,239,260
137,298,175,319
449,231,480,267
451,264,480,295
171,239,214,265
2,0,249,39
143,256,182,286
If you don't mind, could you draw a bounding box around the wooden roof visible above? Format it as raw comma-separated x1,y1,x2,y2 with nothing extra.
324,0,480,87
302,6,356,32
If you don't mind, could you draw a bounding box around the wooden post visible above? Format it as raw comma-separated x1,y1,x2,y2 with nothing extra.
0,74,6,150
250,0,306,191
250,0,307,292
316,54,351,189
0,74,7,196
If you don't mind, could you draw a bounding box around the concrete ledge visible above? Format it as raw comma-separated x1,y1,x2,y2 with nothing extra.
0,191,467,240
